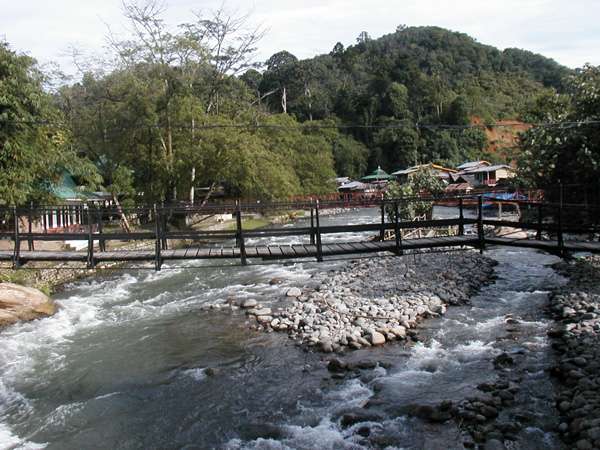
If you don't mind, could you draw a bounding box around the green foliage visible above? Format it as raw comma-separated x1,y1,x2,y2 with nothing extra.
385,166,444,220
0,42,98,204
1,13,579,206
518,65,600,206
257,26,572,177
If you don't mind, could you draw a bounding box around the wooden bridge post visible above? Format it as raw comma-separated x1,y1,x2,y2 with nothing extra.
458,198,464,236
13,206,21,270
236,201,247,266
477,195,485,253
27,204,34,251
536,203,543,241
315,200,323,262
394,201,403,256
161,206,168,251
557,201,565,257
310,201,315,245
98,205,105,252
86,206,94,269
154,205,162,270
380,197,386,241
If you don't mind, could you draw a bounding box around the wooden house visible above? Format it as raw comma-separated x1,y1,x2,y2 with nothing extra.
462,164,515,187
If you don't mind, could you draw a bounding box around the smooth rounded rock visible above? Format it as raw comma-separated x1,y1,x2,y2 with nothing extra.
0,283,57,327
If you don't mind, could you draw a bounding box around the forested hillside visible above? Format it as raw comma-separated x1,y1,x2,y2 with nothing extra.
0,2,575,205
248,26,573,174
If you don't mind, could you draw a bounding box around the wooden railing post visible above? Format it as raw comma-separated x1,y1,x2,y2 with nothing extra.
458,198,464,236
380,197,386,241
536,203,543,241
394,201,403,256
28,203,34,251
13,206,20,269
310,201,315,245
98,205,105,252
557,202,564,256
154,204,162,270
236,201,247,266
161,205,168,251
87,206,94,269
315,200,323,262
477,195,485,252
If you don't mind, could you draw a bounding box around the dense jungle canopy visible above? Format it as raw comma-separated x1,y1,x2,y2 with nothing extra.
2,0,596,206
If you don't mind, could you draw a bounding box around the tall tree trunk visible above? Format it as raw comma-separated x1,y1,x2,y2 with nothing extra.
281,85,287,114
305,86,312,121
189,167,196,204
112,193,132,233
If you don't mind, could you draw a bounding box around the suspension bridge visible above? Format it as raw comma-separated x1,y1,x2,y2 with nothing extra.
0,195,598,270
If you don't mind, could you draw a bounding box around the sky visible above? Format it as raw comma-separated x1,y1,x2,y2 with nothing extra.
2,0,599,77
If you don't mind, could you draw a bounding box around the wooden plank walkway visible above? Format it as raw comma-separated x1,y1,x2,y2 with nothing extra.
1,235,599,269
0,235,482,265
4,234,599,268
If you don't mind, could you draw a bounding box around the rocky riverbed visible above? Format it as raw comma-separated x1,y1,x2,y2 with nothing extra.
239,250,600,449
547,254,600,450
243,250,497,353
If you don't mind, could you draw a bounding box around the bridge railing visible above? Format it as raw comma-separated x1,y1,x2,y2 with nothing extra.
0,195,598,269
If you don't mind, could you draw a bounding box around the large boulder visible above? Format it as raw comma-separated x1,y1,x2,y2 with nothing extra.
0,283,57,327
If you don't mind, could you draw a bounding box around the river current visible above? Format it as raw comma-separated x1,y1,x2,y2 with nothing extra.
0,207,567,449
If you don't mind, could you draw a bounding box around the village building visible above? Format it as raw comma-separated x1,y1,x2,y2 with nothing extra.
461,164,516,188
392,164,458,185
444,173,475,195
455,160,492,172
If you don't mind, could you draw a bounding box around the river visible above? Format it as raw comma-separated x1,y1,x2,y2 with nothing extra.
0,207,567,449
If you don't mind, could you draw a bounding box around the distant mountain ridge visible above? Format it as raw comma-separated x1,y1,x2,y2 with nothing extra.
249,25,573,171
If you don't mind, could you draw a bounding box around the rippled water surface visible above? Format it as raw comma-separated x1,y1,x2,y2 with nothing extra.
0,207,567,449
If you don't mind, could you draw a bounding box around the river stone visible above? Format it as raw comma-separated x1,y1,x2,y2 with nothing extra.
0,283,58,327
479,405,500,419
368,331,386,346
327,357,348,373
482,439,506,450
286,287,302,297
241,299,258,308
256,315,273,324
340,409,384,427
251,307,272,316
409,404,437,420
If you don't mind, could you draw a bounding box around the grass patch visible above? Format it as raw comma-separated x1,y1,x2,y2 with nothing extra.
222,219,271,231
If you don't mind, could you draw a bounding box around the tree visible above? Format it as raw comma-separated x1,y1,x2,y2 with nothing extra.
385,166,444,220
518,65,600,208
260,51,299,114
65,0,265,204
0,42,83,204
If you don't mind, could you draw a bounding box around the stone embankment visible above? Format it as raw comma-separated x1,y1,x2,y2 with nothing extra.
547,255,600,450
243,250,496,353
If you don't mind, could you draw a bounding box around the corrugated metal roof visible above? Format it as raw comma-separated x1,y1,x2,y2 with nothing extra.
456,160,491,170
465,164,512,174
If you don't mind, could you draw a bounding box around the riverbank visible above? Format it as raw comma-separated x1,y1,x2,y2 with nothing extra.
547,254,600,450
